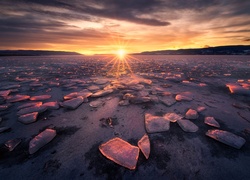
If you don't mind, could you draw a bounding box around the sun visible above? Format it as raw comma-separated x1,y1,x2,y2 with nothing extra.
116,49,126,60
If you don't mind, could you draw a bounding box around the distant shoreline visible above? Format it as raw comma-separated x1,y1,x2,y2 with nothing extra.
0,50,81,56
0,45,250,56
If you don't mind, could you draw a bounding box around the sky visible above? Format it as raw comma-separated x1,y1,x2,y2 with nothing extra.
0,0,250,55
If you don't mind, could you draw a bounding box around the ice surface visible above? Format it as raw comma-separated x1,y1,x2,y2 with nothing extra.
164,113,183,122
145,113,170,133
185,109,199,119
89,100,104,108
204,117,220,128
159,96,176,107
18,112,38,124
7,94,30,103
29,128,56,154
30,95,51,101
138,134,150,159
43,101,59,110
177,119,199,132
17,104,47,115
99,137,139,170
91,89,113,98
17,102,43,110
206,129,246,149
175,92,193,101
5,138,22,151
61,97,84,109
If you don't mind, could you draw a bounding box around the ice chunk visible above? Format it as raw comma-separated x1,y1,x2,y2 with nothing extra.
30,95,51,101
17,104,47,115
18,112,38,124
138,134,150,159
197,106,206,112
159,96,176,107
128,84,145,91
145,113,170,133
91,89,113,98
17,102,43,110
5,138,22,151
61,97,84,109
87,85,100,91
94,79,109,85
226,83,250,96
89,100,104,108
7,94,30,103
118,99,130,106
0,126,11,133
177,119,198,132
0,104,11,111
204,117,220,128
64,90,92,100
123,93,135,100
164,113,183,122
99,137,139,170
1,84,21,90
29,128,56,154
185,109,199,119
43,101,59,110
175,92,193,101
0,90,11,97
149,95,159,103
130,96,151,104
206,129,246,149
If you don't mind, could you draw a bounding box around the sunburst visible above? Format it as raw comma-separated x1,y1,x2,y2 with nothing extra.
99,30,147,78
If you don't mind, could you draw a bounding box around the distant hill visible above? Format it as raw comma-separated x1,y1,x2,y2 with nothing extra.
134,45,250,55
0,50,81,56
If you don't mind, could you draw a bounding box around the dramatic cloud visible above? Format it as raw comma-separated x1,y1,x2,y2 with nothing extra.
0,0,249,54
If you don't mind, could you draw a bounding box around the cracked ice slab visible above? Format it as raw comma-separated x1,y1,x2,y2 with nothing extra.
177,119,199,132
164,113,183,122
206,129,246,149
17,104,47,115
175,92,193,101
204,117,220,128
185,109,199,120
145,113,170,133
61,97,84,109
29,128,56,154
91,89,113,98
138,134,150,159
159,96,176,107
30,95,51,101
7,94,30,103
99,137,139,170
43,101,59,110
18,112,38,124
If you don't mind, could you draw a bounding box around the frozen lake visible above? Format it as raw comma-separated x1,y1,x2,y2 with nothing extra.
0,55,250,179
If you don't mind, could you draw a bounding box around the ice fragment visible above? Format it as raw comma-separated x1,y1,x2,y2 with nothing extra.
99,137,139,170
